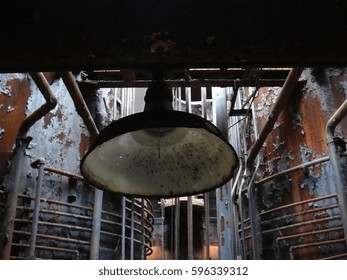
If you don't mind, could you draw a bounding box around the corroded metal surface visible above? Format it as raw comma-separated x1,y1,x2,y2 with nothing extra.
0,75,30,176
0,74,153,259
254,68,347,259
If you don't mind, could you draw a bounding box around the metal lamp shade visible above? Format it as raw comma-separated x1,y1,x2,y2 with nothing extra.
80,110,238,197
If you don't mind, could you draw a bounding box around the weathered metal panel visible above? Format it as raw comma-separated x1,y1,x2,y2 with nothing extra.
255,68,347,259
0,74,30,177
0,74,153,259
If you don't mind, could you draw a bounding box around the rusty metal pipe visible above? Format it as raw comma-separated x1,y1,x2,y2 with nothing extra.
319,252,347,260
262,215,341,235
81,78,285,89
12,243,80,256
60,71,102,260
28,157,45,258
256,152,347,186
262,204,340,225
0,73,57,260
14,230,91,246
276,226,344,242
61,72,98,140
44,166,84,181
259,193,337,216
247,67,304,166
326,98,347,246
18,72,58,137
289,238,346,260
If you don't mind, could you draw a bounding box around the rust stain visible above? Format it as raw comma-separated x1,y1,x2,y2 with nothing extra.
220,215,225,232
255,86,323,259
0,78,31,176
79,132,90,160
43,112,55,128
55,107,63,122
300,96,329,155
65,139,74,147
58,132,65,141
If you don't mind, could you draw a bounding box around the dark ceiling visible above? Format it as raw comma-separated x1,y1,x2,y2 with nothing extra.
1,0,347,73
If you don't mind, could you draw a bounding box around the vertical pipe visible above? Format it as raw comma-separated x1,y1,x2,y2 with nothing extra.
178,87,182,111
121,89,125,118
1,72,57,260
174,197,180,260
237,178,247,259
201,87,210,259
326,98,347,246
121,196,126,260
230,90,243,260
141,199,145,260
185,87,194,260
230,165,243,259
213,87,233,260
160,198,165,260
174,87,182,260
89,190,103,260
130,198,135,260
0,140,29,260
170,198,174,255
238,88,260,260
187,196,193,260
28,157,45,258
113,88,118,120
204,193,210,260
247,101,262,260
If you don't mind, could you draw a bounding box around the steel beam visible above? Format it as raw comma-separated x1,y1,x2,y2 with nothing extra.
1,1,347,71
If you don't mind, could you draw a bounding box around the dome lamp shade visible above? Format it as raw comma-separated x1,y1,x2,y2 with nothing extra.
80,81,239,198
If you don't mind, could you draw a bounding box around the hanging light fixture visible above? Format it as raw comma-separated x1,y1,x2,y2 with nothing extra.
80,80,239,197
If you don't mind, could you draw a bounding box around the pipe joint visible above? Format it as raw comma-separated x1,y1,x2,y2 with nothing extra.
30,157,46,169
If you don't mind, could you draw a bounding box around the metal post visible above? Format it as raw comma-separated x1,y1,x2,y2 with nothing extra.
201,86,210,260
160,198,165,260
28,157,45,258
174,197,180,260
187,196,193,260
184,87,194,260
204,193,210,260
229,89,243,260
247,101,262,260
130,198,135,260
0,139,30,259
121,196,126,260
326,98,347,246
141,199,145,260
213,87,233,259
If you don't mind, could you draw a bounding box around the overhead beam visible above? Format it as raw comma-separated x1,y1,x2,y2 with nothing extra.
1,0,347,71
